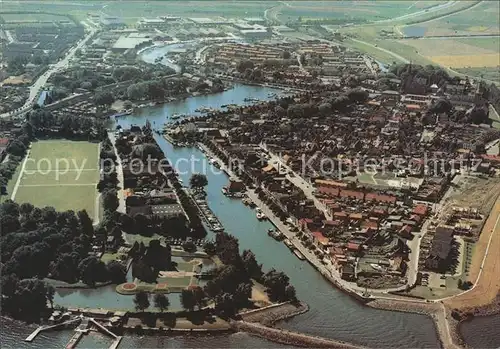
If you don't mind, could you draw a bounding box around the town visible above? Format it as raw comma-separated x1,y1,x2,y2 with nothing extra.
1,2,499,349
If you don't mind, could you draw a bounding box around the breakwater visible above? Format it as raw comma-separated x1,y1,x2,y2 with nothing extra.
232,321,364,349
239,302,309,326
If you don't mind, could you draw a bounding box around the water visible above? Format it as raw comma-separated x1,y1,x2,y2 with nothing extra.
460,314,500,348
403,26,427,38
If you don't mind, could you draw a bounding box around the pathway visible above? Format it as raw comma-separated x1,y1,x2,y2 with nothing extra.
107,132,126,214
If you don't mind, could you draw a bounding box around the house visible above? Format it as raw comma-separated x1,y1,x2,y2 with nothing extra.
399,224,413,239
413,204,429,216
311,231,330,250
227,178,245,192
346,242,361,253
341,264,356,281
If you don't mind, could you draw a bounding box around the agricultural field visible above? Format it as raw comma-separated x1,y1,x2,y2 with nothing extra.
398,38,500,68
98,1,274,22
427,1,500,35
277,1,448,23
11,140,100,220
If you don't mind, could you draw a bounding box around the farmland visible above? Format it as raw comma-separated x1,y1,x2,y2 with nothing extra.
277,1,449,23
397,38,500,69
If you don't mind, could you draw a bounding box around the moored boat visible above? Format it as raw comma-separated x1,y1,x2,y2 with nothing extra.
294,250,306,260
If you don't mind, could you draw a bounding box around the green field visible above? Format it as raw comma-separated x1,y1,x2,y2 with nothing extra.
456,38,500,51
11,140,100,219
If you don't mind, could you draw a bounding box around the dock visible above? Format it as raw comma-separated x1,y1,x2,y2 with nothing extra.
25,318,81,342
26,316,121,349
190,191,225,232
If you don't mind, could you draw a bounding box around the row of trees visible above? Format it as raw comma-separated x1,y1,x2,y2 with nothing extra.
0,199,126,320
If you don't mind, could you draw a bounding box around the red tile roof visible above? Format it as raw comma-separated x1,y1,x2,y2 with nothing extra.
340,189,364,200
413,204,428,216
0,138,9,146
365,192,397,204
318,186,340,197
347,242,361,251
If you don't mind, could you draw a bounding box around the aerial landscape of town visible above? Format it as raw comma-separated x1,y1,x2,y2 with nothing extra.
0,1,499,349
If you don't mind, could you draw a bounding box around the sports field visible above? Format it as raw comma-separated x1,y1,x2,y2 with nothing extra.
11,140,100,220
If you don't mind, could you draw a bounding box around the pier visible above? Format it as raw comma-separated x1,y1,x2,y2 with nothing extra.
25,316,121,349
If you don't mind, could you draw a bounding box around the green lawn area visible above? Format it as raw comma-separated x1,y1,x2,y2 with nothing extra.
101,253,126,264
12,140,100,219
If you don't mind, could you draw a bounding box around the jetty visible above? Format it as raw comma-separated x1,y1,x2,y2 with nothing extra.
25,317,81,342
26,316,121,349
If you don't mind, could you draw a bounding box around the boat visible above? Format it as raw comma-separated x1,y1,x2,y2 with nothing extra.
113,109,133,118
268,228,284,241
244,97,260,102
256,208,267,220
284,239,295,249
170,113,182,120
294,250,306,260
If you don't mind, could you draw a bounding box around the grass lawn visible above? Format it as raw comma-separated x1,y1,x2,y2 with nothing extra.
12,140,100,219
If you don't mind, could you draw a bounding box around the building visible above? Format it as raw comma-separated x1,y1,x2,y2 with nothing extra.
137,17,172,29
112,33,153,53
425,226,454,271
239,28,272,39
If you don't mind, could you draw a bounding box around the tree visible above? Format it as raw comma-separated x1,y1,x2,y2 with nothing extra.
153,293,170,312
102,189,119,212
106,260,127,283
203,241,216,256
180,289,196,312
236,60,254,73
46,284,55,309
94,91,115,108
189,173,208,191
242,250,263,281
77,209,94,237
182,240,196,253
134,291,150,312
78,256,108,286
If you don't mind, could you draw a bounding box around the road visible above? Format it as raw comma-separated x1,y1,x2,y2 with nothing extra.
0,27,98,119
374,1,458,23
